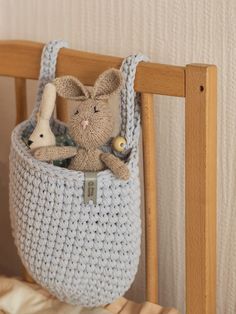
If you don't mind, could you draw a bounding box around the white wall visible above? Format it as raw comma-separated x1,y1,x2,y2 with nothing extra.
0,0,235,313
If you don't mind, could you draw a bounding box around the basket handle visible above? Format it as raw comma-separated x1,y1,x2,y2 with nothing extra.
29,40,68,125
120,54,149,150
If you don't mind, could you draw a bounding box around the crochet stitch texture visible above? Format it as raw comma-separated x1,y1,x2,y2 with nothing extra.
9,40,147,306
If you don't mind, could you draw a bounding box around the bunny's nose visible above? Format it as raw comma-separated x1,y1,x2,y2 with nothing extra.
28,139,33,146
81,120,89,130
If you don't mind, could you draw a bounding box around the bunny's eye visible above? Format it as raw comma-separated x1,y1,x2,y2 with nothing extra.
94,106,100,113
74,110,79,115
40,134,44,138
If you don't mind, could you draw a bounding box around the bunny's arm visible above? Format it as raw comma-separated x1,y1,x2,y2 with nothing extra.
100,153,130,180
33,146,77,161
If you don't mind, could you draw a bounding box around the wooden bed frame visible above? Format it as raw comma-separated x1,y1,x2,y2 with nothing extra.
0,40,217,314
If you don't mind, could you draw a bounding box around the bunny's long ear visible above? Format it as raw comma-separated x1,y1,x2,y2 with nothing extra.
93,68,123,100
53,76,90,100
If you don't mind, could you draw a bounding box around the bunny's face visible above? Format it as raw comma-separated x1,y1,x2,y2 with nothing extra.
68,99,114,149
54,68,123,150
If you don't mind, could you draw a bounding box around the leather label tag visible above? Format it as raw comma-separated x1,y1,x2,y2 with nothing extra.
84,172,97,205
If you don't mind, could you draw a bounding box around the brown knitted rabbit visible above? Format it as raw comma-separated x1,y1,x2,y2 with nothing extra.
33,68,130,180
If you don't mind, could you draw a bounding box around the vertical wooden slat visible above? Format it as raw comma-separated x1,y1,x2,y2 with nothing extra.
185,64,217,314
15,77,34,283
141,93,158,304
15,78,27,125
56,95,69,122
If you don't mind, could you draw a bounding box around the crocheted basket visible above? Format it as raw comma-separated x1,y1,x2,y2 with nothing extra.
9,40,148,307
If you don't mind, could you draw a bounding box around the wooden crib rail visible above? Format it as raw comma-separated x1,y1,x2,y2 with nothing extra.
0,40,185,97
0,40,217,314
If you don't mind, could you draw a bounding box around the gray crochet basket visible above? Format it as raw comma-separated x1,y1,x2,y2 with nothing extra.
9,40,148,307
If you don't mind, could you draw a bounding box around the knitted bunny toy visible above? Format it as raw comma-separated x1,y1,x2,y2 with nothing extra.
33,68,130,180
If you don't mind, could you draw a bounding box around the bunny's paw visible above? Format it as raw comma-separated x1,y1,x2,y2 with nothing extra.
33,147,48,161
117,165,130,180
101,153,130,180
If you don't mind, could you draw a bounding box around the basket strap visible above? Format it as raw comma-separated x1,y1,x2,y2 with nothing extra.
29,40,68,125
120,54,149,150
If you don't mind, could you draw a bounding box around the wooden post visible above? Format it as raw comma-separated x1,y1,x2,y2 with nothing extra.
15,78,27,125
141,93,158,304
185,64,217,314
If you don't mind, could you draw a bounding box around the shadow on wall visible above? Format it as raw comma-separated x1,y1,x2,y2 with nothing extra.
0,161,21,275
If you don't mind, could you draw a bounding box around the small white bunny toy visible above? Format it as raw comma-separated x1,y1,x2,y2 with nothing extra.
28,83,56,150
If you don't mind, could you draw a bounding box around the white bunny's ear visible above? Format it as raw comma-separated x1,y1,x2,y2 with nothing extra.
53,76,90,100
93,68,123,100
